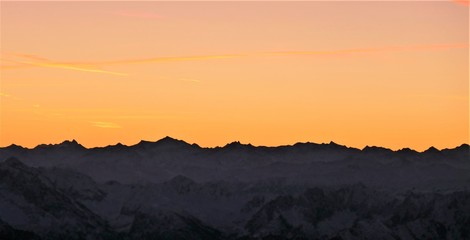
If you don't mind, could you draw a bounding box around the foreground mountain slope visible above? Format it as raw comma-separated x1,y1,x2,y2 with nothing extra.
0,158,469,239
0,158,116,240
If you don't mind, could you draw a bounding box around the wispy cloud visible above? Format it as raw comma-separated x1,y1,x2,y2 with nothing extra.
90,121,122,129
110,115,167,120
0,52,240,75
0,92,11,98
1,43,467,76
55,43,467,67
179,78,201,83
10,60,127,76
89,54,244,66
1,53,127,76
0,92,23,101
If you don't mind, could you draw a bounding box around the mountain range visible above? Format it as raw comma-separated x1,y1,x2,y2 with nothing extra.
0,137,469,239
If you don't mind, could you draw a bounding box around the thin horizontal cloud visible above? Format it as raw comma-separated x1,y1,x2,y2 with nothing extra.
0,92,23,101
1,52,127,76
110,115,168,120
7,53,51,61
90,121,122,128
1,43,467,75
57,44,467,66
87,54,245,66
1,52,52,69
80,115,168,120
11,59,128,76
0,52,242,75
179,78,201,83
0,54,244,71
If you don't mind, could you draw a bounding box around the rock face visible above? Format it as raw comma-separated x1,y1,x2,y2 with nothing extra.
0,158,114,240
0,138,469,239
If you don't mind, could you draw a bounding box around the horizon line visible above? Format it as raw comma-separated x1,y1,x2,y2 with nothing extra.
1,136,468,153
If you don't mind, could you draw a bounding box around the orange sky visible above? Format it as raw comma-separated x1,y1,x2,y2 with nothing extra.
0,1,468,151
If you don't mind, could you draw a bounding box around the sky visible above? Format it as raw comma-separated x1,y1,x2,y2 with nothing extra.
0,1,468,151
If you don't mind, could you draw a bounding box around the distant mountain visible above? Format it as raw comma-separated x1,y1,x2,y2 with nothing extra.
0,137,468,190
0,138,469,239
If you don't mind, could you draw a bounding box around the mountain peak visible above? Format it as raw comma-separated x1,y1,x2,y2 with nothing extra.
34,139,84,149
325,141,350,149
362,145,392,153
136,136,180,145
5,144,25,150
224,141,253,149
326,141,348,148
226,141,242,146
156,136,183,144
106,142,128,150
61,139,79,145
424,146,440,153
363,145,385,150
397,147,418,154
134,136,193,150
58,139,84,149
456,143,469,150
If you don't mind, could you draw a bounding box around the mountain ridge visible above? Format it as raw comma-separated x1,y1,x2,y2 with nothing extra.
1,138,469,239
0,136,468,189
2,136,468,153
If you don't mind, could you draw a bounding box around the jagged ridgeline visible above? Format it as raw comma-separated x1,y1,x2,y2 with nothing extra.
0,137,469,239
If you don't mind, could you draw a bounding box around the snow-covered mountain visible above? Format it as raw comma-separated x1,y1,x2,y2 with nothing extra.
0,137,469,239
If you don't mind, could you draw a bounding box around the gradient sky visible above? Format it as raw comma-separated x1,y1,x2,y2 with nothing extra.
0,1,468,150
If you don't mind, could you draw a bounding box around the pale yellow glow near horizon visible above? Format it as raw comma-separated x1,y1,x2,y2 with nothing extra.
0,2,468,151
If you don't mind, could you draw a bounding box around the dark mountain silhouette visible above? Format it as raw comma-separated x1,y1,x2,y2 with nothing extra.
0,138,469,239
